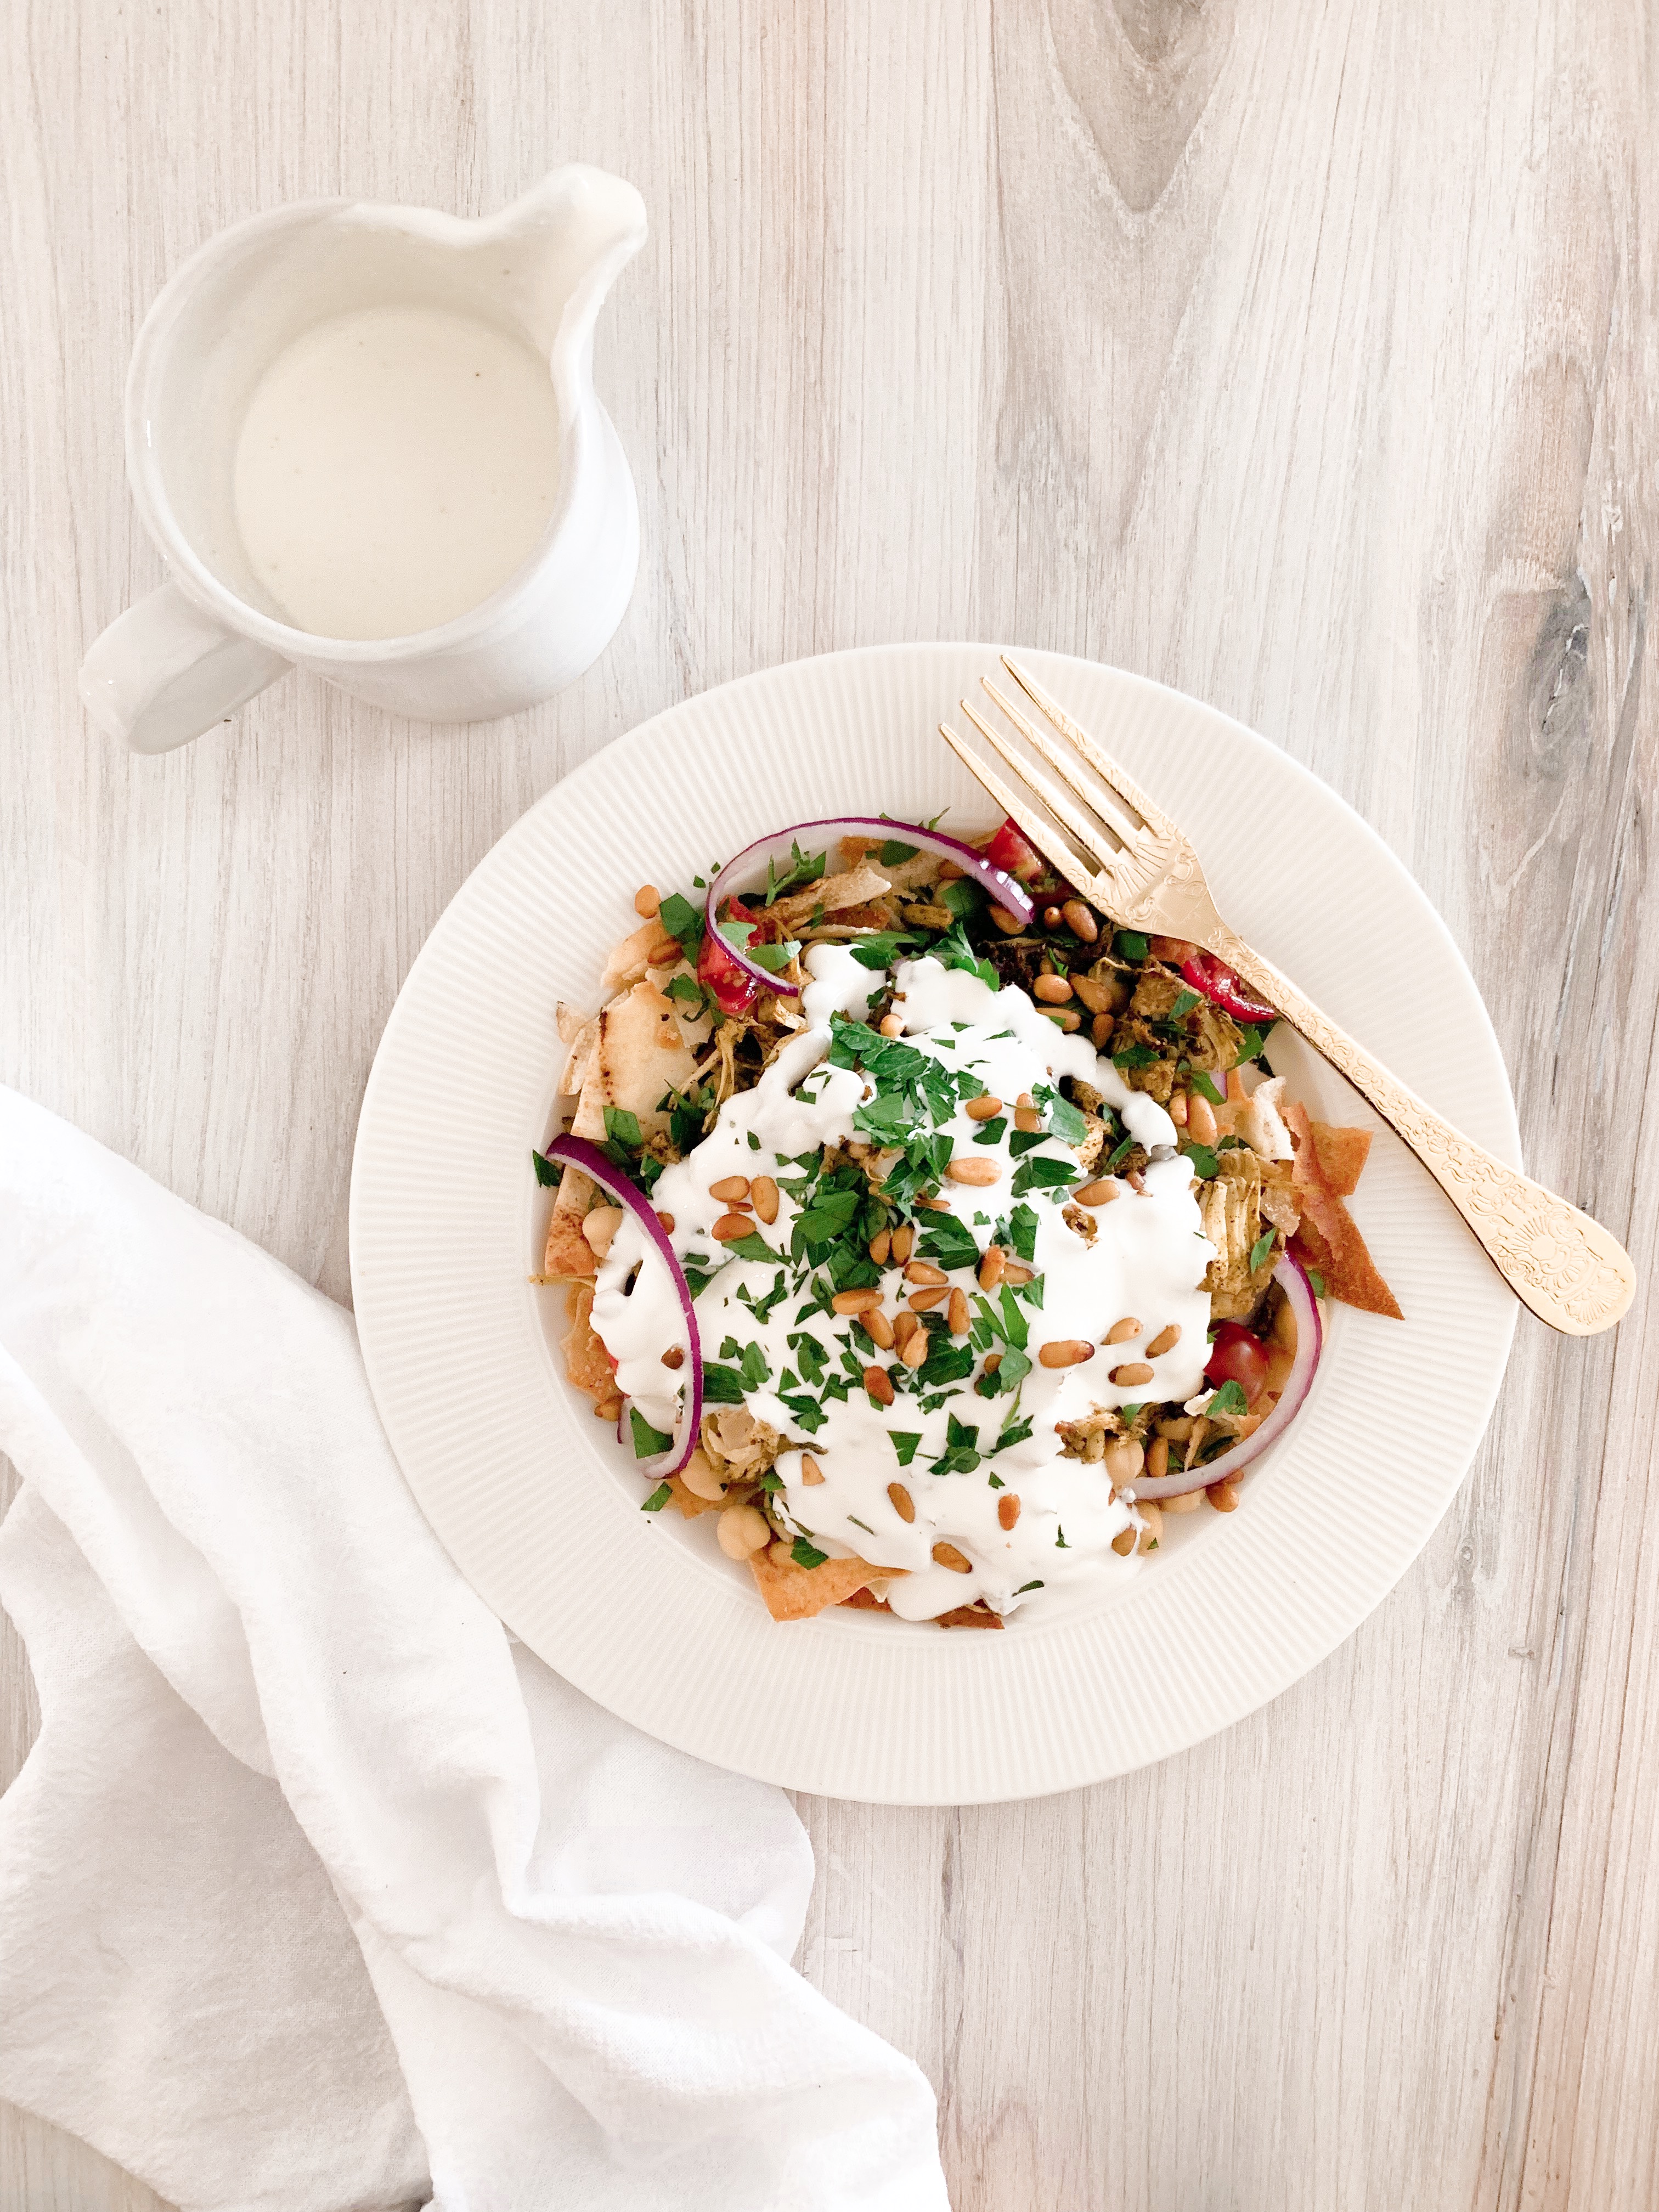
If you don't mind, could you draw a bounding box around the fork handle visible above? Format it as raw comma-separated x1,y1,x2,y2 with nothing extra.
1209,930,1635,1336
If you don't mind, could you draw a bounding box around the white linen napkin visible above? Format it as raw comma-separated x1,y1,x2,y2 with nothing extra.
0,1086,949,2212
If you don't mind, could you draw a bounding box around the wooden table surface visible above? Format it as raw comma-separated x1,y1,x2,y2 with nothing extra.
4,3,1656,2207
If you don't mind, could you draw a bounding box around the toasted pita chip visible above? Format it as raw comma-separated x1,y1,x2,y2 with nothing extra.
543,1167,599,1279
935,1604,1005,1630
1308,1120,1372,1198
556,1000,591,1046
1284,1101,1401,1318
840,1585,890,1611
748,1550,906,1622
665,1474,721,1519
561,1284,618,1398
571,988,703,1141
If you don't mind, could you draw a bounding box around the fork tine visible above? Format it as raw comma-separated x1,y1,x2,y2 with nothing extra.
958,696,1128,884
936,720,1108,906
1000,653,1177,840
976,678,1146,856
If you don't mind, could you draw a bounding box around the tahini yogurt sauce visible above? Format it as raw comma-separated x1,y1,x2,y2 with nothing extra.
591,948,1217,1621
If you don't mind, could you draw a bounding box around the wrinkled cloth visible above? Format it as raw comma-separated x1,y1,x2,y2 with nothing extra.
0,1086,948,2212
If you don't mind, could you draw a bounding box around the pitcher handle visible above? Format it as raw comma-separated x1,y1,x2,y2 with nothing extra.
80,583,291,754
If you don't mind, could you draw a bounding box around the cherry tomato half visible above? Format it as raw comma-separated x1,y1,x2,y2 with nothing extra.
1204,1322,1271,1404
697,898,761,1014
982,816,1045,882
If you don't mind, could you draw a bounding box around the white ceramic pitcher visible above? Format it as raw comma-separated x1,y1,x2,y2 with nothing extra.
80,167,647,752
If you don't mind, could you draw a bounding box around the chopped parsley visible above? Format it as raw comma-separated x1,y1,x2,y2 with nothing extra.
640,1482,674,1513
790,1536,829,1570
889,1431,924,1466
1249,1230,1277,1272
532,1148,561,1188
630,1408,675,1459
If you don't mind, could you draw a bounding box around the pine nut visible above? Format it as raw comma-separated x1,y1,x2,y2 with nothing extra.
890,1224,914,1263
908,1286,948,1312
1002,1262,1035,1285
983,1352,1003,1375
1207,1481,1240,1513
1147,1437,1170,1479
1014,1104,1041,1133
932,1542,973,1573
905,1260,947,1285
634,884,662,918
1075,1179,1118,1207
888,1482,916,1523
661,1345,685,1369
709,1175,751,1203
863,1364,895,1406
1146,1323,1182,1358
879,1013,905,1037
646,936,683,967
800,1454,826,1485
832,1287,882,1314
1110,1526,1137,1556
751,1175,780,1223
964,1093,1004,1121
978,1245,1006,1289
582,1205,624,1259
860,1308,896,1350
1105,1316,1142,1345
1103,1438,1144,1486
947,1288,970,1335
637,981,675,1014
869,1228,892,1265
914,1193,950,1210
1110,1362,1155,1386
1060,899,1098,943
1090,1013,1116,1048
1043,905,1064,929
718,1503,772,1559
1039,1339,1096,1368
900,1327,930,1367
998,1493,1022,1530
1136,1504,1164,1553
680,1449,726,1502
1045,1009,1082,1031
1071,975,1115,1014
990,907,1024,935
712,1212,757,1242
947,1157,1001,1186
891,1310,920,1350
1187,1093,1218,1146
1169,1091,1189,1127
1033,973,1074,1004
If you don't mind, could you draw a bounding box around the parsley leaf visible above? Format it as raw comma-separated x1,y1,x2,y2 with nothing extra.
1010,1154,1077,1198
929,1414,982,1476
1308,1269,1327,1300
1188,1069,1226,1105
602,1105,644,1152
656,891,703,952
790,1536,829,1569
917,1341,976,1390
1008,1204,1040,1262
532,1149,561,1188
640,1482,673,1512
848,929,921,970
994,1412,1035,1451
630,1408,675,1459
889,1431,924,1466
1114,930,1150,961
1170,988,1200,1018
1207,1379,1249,1417
701,1364,748,1404
917,1213,980,1272
1182,1142,1220,1180
1249,1230,1277,1272
972,1115,1008,1146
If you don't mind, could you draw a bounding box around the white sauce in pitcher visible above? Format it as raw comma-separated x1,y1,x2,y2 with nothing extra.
233,305,561,639
591,949,1219,1622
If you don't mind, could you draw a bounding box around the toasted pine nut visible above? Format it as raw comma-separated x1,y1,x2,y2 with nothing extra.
680,1449,726,1502
646,935,683,967
833,1287,882,1314
863,1364,895,1406
900,1327,930,1367
1147,1437,1170,1480
978,1245,1006,1289
1146,1323,1182,1358
711,1212,757,1242
1207,1481,1240,1513
800,1453,826,1486
947,1287,970,1335
634,884,662,918
946,1156,1001,1186
1014,1105,1042,1133
998,1493,1022,1530
718,1503,771,1559
1043,905,1064,928
964,1093,1004,1121
905,1259,948,1285
1002,1262,1035,1285
1039,1339,1095,1369
655,1210,675,1233
1110,1526,1137,1556
888,1481,916,1523
1169,1091,1189,1127
1071,975,1115,1014
1103,1437,1144,1486
1075,1178,1118,1207
933,1541,973,1573
908,1286,949,1312
989,907,1024,935
582,1205,624,1259
1046,1009,1082,1032
709,1175,751,1203
1060,899,1098,943
636,981,675,1015
661,1345,685,1369
1187,1093,1218,1146
983,1351,1003,1375
879,1013,905,1037
869,1227,892,1265
1136,1504,1164,1553
1033,973,1074,1004
915,1193,950,1209
890,1224,914,1264
891,1309,921,1349
1105,1316,1142,1345
1090,1013,1116,1048
751,1175,780,1223
1017,1091,1035,1108
1110,1362,1155,1386
860,1308,896,1350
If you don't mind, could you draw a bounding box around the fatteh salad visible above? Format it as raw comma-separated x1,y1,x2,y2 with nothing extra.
535,815,1398,1628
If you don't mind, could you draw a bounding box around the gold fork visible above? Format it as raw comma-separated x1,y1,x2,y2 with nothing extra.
939,655,1635,1338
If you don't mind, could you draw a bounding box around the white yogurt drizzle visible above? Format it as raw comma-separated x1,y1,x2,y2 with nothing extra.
592,949,1216,1620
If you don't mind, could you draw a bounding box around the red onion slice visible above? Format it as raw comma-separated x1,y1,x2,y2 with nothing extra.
704,817,1036,1001
1124,1255,1322,1500
544,1135,703,1479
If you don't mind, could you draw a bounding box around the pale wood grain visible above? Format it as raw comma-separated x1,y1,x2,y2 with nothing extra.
2,2,1655,2208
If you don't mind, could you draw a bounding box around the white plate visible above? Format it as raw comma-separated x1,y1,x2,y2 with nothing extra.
350,646,1518,1804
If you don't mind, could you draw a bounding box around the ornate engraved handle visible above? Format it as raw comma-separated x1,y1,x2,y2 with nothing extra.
1210,929,1636,1337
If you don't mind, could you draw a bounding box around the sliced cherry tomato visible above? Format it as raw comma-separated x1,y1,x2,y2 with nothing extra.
697,898,761,1014
982,816,1045,882
1204,1322,1271,1404
1180,952,1278,1026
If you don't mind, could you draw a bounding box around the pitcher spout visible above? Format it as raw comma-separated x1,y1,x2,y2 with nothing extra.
480,166,647,411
